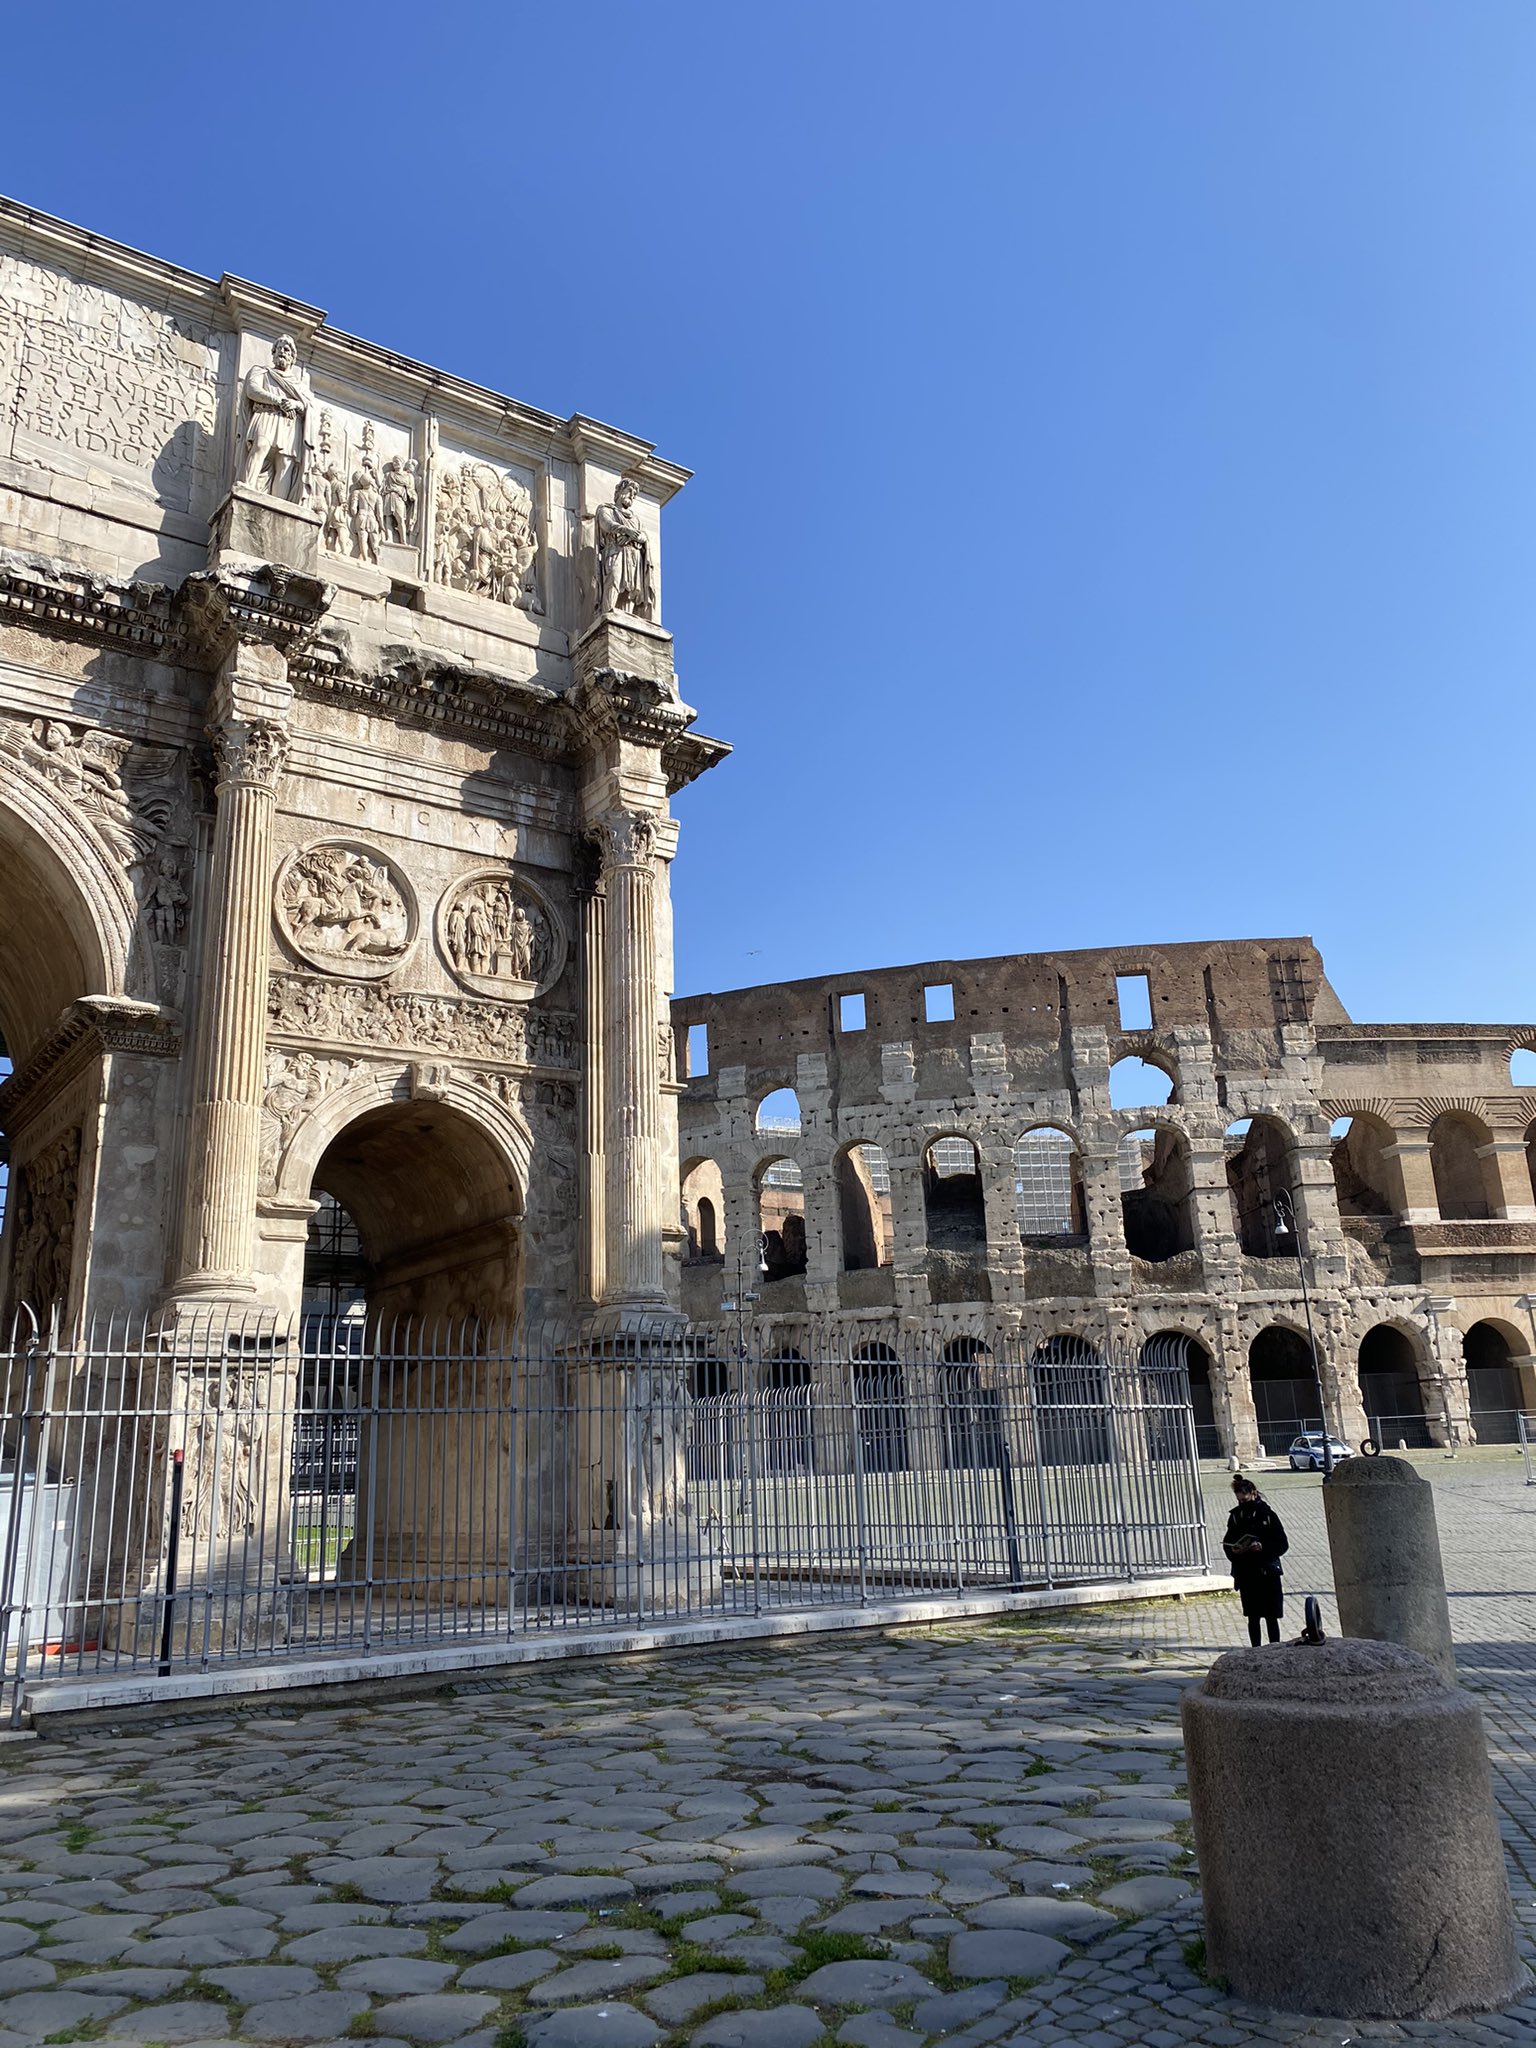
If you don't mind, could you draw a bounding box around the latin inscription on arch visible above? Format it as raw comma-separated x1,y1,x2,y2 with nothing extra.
0,255,223,509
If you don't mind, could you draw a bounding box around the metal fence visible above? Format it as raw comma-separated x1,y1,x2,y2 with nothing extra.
0,1311,1208,1720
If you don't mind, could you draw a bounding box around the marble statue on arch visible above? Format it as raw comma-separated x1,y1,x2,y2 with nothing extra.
238,334,314,502
596,477,656,620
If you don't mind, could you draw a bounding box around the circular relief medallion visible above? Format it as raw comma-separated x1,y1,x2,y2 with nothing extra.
274,839,417,978
436,867,566,999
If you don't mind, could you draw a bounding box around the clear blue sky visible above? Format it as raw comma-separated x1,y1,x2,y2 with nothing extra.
5,3,1534,1024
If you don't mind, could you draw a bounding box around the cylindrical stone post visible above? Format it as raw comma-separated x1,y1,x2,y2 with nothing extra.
1323,1455,1456,1682
601,809,666,1308
1183,1639,1523,2019
175,711,289,1292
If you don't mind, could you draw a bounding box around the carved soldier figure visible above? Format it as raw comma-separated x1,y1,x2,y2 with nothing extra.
316,464,347,553
509,901,536,982
238,335,314,502
348,457,384,564
595,477,656,620
145,850,189,944
382,455,418,545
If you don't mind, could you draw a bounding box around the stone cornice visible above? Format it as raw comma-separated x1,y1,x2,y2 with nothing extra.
0,996,179,1127
663,730,732,795
291,643,575,761
568,670,695,754
0,553,174,656
175,568,333,668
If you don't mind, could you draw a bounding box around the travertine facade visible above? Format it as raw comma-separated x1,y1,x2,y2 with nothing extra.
0,196,726,1334
673,941,1536,1457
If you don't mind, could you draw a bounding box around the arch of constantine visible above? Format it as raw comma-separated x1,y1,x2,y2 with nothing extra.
0,194,726,1337
673,940,1536,1459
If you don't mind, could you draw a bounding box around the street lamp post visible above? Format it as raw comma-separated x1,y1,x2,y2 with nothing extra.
718,1249,760,1372
1273,1187,1331,1477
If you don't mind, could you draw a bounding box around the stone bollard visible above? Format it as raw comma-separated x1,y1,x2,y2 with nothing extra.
1182,1639,1523,2019
1323,1455,1455,1681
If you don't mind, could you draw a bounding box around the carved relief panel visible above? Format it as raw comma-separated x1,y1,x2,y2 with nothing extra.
430,452,542,613
309,403,417,564
7,1128,81,1318
274,840,417,977
436,869,566,1000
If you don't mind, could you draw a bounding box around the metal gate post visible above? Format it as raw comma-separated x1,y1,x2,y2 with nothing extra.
848,1358,870,1607
0,1309,40,1727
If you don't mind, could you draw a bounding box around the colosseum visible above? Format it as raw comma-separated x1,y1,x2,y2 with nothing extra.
672,937,1536,1461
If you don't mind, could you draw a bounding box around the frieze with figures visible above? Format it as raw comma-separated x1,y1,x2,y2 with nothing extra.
267,972,577,1069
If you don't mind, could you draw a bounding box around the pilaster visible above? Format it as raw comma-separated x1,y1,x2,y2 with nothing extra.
1479,1139,1536,1222
1381,1139,1439,1225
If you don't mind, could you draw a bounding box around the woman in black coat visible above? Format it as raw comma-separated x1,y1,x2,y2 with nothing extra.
1223,1476,1289,1645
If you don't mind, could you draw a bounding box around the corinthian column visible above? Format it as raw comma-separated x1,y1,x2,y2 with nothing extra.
173,649,291,1297
600,809,667,1308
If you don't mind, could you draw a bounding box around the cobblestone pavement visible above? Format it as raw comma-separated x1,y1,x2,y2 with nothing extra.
0,1453,1531,2048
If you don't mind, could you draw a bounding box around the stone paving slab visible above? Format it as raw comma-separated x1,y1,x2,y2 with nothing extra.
0,1458,1531,2044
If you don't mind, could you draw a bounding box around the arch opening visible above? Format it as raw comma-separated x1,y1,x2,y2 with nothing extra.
306,1099,525,1330
1249,1325,1322,1448
0,813,113,1326
1429,1113,1494,1222
1226,1116,1295,1257
763,1349,814,1475
1144,1331,1217,1456
1357,1324,1431,1448
852,1344,907,1472
1014,1128,1084,1239
680,1158,725,1264
758,1156,806,1281
1109,1056,1175,1110
1463,1321,1528,1444
1120,1127,1196,1262
755,1088,801,1138
837,1142,892,1271
939,1337,1003,1470
923,1136,985,1250
1331,1114,1398,1218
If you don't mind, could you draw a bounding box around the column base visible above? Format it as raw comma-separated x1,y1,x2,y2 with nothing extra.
587,1301,687,1344
565,1543,723,1617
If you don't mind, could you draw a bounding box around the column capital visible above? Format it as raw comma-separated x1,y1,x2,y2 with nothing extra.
210,716,290,793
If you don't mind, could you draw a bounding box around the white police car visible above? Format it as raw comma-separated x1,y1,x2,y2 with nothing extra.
1287,1431,1354,1472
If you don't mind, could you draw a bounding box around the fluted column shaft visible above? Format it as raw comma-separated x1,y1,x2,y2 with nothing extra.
175,678,290,1294
579,849,608,1306
601,812,666,1306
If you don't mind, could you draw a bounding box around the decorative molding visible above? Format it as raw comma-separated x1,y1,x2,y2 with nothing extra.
258,1049,355,1196
1318,1097,1396,1124
569,668,690,752
662,728,732,795
212,719,290,791
1402,1095,1491,1128
290,645,572,759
